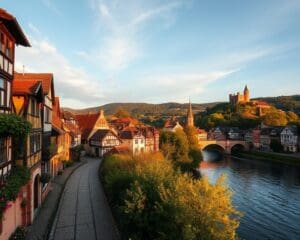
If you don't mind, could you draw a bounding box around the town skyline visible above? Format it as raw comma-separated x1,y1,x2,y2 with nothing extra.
1,0,300,108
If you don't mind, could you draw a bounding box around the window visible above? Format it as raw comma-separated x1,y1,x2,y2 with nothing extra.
0,78,6,107
0,32,13,60
30,99,40,117
135,139,138,144
44,107,51,123
30,134,41,155
0,138,7,164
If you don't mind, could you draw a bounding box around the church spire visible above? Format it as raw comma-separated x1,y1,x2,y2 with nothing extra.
186,98,194,127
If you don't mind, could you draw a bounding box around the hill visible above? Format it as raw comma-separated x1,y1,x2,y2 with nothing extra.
62,102,221,117
253,95,300,114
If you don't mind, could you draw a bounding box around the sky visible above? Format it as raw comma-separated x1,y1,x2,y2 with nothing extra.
2,0,300,108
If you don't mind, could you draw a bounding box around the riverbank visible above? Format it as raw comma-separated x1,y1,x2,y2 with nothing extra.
235,151,300,166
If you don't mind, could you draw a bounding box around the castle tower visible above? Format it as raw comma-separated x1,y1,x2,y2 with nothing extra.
186,99,194,127
244,85,250,102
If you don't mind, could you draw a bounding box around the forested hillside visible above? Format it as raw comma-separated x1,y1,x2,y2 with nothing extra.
253,95,300,114
63,102,220,116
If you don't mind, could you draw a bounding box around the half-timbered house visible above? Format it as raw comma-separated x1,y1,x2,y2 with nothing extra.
12,78,43,222
0,8,30,239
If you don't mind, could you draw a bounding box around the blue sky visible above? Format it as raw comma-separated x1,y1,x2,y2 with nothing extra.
2,0,300,108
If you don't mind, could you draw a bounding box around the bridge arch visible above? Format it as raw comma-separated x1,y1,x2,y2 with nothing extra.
230,143,246,154
202,144,225,153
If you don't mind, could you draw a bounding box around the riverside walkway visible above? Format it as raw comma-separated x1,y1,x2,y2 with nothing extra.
49,157,119,240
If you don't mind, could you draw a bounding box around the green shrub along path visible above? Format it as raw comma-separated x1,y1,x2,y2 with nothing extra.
100,153,241,240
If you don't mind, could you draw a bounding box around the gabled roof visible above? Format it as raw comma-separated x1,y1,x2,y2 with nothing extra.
164,118,181,129
0,8,30,46
12,80,41,96
90,129,119,142
52,97,64,134
76,113,100,140
14,72,55,98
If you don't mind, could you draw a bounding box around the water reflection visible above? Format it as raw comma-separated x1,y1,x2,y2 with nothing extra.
199,151,300,240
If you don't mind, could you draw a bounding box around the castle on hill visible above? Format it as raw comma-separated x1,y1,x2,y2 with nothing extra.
229,85,250,105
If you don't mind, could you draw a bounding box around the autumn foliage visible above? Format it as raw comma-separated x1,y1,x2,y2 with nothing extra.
101,153,241,240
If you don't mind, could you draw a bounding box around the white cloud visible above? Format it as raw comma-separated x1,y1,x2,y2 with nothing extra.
15,33,105,108
135,69,238,102
89,0,187,73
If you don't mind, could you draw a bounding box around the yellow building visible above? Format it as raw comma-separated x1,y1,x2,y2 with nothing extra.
12,79,44,222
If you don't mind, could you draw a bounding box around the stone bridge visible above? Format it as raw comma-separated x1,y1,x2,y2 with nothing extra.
198,140,249,155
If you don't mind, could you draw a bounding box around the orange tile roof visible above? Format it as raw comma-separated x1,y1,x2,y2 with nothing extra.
14,72,54,96
0,8,30,46
76,113,100,140
52,97,63,132
12,80,41,95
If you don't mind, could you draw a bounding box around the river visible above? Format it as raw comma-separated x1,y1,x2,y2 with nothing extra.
199,151,300,240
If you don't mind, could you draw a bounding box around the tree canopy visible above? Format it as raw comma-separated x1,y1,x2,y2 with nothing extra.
101,153,241,240
114,107,131,118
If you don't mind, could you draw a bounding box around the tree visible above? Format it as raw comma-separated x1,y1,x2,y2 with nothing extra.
184,126,199,148
160,130,191,171
263,111,288,126
286,111,298,122
101,153,241,240
114,107,131,118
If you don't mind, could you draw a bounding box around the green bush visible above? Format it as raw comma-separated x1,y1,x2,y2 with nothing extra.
0,167,30,219
101,153,241,240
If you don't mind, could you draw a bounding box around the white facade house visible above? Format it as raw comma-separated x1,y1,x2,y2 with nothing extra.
120,130,146,155
163,118,183,132
280,126,298,152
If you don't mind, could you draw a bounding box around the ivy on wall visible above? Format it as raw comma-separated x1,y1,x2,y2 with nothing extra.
0,114,32,137
0,113,32,160
0,114,32,219
0,166,30,219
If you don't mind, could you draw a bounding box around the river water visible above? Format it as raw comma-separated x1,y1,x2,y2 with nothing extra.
199,151,300,240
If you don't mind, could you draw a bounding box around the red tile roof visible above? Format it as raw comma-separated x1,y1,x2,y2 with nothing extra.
14,72,54,96
0,8,30,46
76,113,100,140
12,80,41,95
52,97,63,132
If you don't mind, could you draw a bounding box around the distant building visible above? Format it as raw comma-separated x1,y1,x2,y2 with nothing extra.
163,117,183,132
120,128,146,155
229,85,250,105
228,127,243,140
260,128,272,151
197,129,207,141
245,129,261,149
76,110,122,156
61,111,81,147
186,99,194,127
281,125,298,152
89,129,121,157
208,127,226,140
